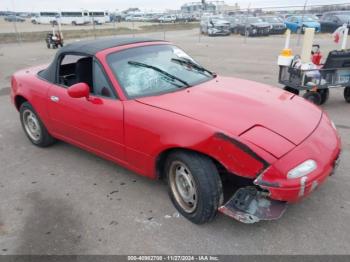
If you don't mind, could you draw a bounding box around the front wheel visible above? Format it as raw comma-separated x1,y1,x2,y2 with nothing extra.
165,151,223,224
20,102,56,147
297,26,305,34
344,86,350,103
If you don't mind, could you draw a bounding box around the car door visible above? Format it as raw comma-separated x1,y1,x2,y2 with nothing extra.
320,15,331,32
285,17,294,31
330,16,341,32
47,54,125,162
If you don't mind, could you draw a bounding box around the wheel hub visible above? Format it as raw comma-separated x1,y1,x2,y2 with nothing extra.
23,109,41,141
169,161,198,213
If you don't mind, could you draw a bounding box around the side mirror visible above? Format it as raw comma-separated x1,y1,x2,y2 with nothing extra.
67,82,90,98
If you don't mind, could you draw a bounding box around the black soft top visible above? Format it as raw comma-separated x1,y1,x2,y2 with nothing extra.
39,37,164,83
58,37,164,55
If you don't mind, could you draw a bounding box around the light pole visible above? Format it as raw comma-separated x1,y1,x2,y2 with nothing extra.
297,0,308,46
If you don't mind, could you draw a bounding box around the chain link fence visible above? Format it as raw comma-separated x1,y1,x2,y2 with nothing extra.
1,2,350,44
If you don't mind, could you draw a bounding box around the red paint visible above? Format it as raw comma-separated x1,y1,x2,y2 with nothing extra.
67,83,90,98
11,41,341,204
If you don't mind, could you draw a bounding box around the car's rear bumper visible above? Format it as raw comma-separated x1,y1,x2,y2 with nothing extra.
250,28,270,36
254,113,341,202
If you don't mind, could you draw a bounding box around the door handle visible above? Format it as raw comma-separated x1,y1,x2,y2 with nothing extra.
50,96,59,102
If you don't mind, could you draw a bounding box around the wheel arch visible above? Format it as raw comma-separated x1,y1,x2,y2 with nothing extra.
14,95,28,111
155,147,227,180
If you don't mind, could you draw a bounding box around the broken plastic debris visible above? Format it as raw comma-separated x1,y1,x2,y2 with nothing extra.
218,187,287,224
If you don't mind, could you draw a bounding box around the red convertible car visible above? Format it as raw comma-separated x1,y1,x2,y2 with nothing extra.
11,38,341,224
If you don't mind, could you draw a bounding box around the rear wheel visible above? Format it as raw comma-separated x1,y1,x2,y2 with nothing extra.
165,151,223,224
297,26,305,34
20,102,56,147
344,86,350,103
303,91,322,105
283,86,300,95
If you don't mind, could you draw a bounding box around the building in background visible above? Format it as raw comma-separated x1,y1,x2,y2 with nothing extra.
180,1,240,15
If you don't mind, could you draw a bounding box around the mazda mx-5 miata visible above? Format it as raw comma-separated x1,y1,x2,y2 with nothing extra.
11,38,341,224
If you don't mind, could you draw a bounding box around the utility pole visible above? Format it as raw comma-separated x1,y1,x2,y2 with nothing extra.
199,0,206,43
297,0,308,46
11,0,22,43
244,3,251,44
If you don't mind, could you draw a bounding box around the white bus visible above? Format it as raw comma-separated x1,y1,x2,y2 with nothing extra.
31,12,59,24
88,11,110,24
59,11,89,25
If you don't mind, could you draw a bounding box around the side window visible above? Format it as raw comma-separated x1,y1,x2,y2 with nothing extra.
92,61,115,99
58,54,92,88
332,16,339,23
322,14,331,22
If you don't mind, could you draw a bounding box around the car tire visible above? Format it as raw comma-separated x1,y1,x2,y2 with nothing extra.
165,151,223,224
303,91,322,105
297,26,305,34
318,88,329,105
344,86,350,103
283,86,300,95
19,102,56,147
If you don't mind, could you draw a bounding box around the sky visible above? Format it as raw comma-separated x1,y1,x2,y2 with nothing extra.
0,0,347,12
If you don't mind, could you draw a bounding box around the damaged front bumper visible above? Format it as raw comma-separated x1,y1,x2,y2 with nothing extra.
218,187,287,224
218,114,341,224
253,115,341,203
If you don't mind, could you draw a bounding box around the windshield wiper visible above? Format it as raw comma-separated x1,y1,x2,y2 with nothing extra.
128,61,190,88
171,57,216,77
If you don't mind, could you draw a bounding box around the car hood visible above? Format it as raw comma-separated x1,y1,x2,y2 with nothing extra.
271,23,285,26
251,22,270,27
211,20,230,26
136,76,322,146
303,21,320,27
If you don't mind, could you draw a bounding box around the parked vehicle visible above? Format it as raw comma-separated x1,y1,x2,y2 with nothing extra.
176,14,195,22
225,16,242,33
60,11,89,25
31,12,59,24
261,16,287,34
200,16,231,36
284,15,321,33
158,15,176,23
4,15,25,22
10,37,341,224
320,12,350,33
125,14,144,22
110,13,122,23
88,11,110,25
237,17,270,36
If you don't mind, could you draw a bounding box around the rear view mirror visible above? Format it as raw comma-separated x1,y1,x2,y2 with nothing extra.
67,82,90,98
